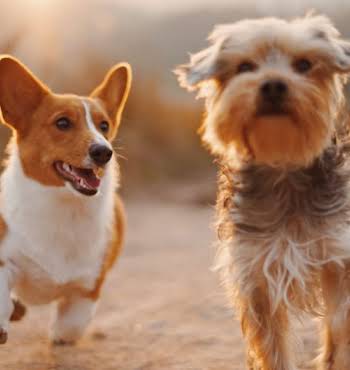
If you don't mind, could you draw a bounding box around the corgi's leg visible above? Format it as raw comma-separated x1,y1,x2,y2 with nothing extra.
50,196,125,345
0,266,14,344
319,265,350,370
50,295,97,345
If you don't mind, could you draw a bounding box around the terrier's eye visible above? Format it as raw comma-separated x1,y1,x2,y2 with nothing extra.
294,58,312,73
100,121,109,133
237,62,256,74
55,117,72,131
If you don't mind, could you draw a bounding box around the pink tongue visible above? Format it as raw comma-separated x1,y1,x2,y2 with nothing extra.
84,176,100,189
74,168,101,189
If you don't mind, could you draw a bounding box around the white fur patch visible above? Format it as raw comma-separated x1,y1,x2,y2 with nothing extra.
50,296,97,343
0,268,13,330
0,144,118,304
81,99,111,149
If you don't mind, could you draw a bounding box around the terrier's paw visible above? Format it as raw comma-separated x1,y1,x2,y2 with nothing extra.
10,299,26,322
0,327,8,344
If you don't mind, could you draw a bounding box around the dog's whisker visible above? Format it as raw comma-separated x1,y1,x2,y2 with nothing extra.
115,153,128,162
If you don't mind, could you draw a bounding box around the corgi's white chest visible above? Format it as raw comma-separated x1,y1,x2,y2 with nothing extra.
0,147,116,291
3,200,107,287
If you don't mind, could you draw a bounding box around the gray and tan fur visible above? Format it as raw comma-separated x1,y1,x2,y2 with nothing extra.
176,14,350,370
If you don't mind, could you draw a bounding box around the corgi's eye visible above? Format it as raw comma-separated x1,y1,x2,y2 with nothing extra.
100,121,109,133
55,117,72,131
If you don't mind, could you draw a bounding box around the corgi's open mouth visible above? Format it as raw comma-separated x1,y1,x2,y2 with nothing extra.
54,161,101,196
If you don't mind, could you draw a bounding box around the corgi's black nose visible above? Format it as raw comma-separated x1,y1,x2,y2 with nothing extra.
89,144,113,166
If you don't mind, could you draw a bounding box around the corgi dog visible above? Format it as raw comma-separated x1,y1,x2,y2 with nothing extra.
0,56,131,345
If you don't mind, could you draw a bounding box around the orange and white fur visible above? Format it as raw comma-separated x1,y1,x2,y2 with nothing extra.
0,56,131,345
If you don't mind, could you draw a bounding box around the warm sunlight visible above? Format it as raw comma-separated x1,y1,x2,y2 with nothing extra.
27,0,53,6
25,0,58,14
0,1,350,370
115,0,243,13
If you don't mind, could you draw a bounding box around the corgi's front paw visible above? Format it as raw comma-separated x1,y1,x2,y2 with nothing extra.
0,299,13,344
50,321,83,346
50,296,97,345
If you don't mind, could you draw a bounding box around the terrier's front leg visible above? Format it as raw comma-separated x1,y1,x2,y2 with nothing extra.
319,265,350,370
50,295,97,345
0,265,14,344
237,289,296,370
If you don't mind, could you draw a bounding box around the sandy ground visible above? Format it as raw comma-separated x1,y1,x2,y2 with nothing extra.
0,196,320,370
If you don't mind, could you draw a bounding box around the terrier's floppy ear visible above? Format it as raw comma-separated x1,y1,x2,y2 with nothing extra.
175,37,229,94
0,55,49,130
331,39,350,73
303,14,350,73
91,63,132,130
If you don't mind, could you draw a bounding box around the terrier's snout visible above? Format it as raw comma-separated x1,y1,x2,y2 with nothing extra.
260,79,288,104
89,144,113,166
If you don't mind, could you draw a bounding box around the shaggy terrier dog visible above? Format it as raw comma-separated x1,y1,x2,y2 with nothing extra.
176,14,350,370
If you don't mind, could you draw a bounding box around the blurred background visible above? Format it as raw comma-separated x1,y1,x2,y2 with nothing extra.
0,2,349,369
1,0,349,199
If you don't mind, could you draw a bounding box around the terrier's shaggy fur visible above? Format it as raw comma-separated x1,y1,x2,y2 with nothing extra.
176,14,350,370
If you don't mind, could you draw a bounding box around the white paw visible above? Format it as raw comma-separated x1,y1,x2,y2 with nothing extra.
50,297,97,345
0,298,13,344
50,321,86,345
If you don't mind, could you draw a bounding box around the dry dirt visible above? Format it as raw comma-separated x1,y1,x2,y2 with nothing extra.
0,197,320,370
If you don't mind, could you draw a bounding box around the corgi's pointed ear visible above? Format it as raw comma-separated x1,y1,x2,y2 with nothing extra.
90,63,132,130
0,56,49,129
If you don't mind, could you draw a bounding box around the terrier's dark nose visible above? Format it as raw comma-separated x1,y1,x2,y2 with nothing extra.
89,144,113,166
260,79,288,104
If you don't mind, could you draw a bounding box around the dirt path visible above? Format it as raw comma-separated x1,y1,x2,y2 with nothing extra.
0,198,319,370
